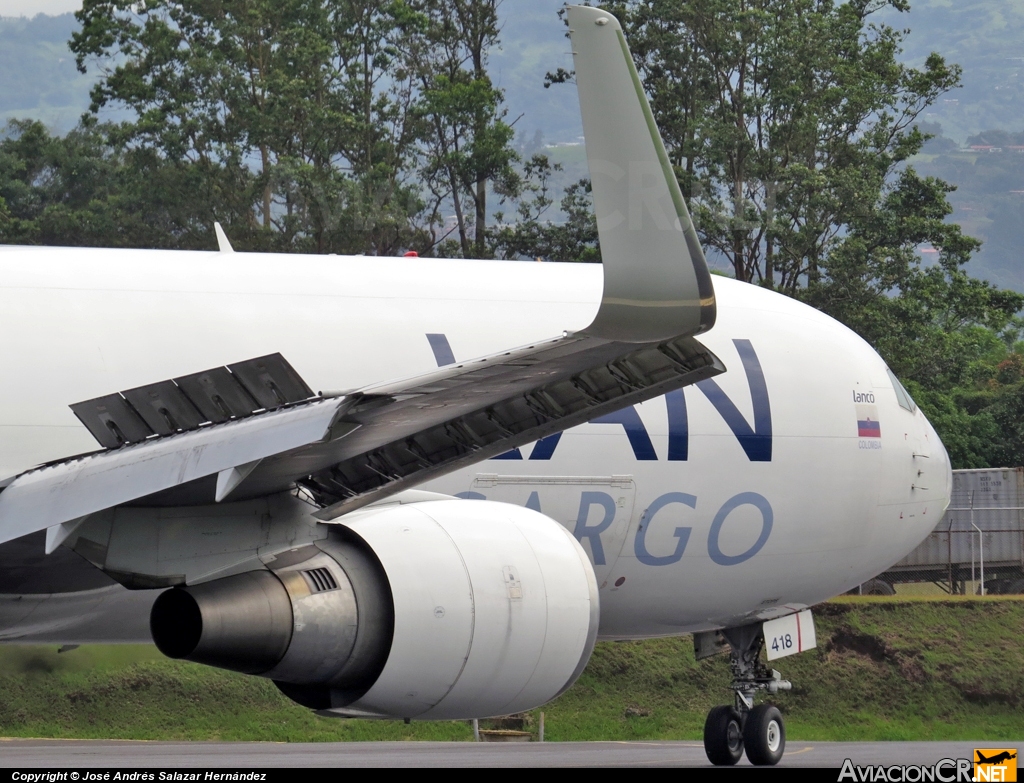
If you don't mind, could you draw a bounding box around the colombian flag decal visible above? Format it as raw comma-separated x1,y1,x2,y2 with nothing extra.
856,405,881,438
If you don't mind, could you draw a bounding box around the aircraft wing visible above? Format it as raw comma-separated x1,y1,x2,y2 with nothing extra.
0,5,721,547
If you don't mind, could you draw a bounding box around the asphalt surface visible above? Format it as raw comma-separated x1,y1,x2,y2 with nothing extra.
0,740,1001,768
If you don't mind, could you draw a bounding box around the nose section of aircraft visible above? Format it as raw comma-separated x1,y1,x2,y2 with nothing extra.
898,402,953,559
923,411,953,513
877,369,952,563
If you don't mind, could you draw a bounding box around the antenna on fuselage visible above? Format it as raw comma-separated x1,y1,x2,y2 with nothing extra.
214,222,234,253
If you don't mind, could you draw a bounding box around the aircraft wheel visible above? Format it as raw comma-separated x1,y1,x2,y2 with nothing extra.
862,578,895,596
743,704,785,765
703,705,744,766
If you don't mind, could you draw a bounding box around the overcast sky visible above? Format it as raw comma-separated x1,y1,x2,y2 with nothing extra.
0,0,81,16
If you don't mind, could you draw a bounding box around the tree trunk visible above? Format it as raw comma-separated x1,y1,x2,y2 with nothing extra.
451,172,470,257
260,145,272,229
474,176,486,257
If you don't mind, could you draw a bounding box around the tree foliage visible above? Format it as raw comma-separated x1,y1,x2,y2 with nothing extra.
489,156,600,263
1,1,601,261
0,117,240,248
58,0,592,259
593,0,960,292
407,0,519,258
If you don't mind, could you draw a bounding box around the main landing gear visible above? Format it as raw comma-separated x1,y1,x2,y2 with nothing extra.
702,624,791,766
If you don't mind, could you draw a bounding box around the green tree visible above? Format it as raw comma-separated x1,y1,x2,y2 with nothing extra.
407,0,519,258
607,0,963,293
0,117,241,249
70,0,425,254
488,156,600,263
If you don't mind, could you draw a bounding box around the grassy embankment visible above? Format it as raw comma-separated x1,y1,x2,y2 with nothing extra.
1,597,1022,742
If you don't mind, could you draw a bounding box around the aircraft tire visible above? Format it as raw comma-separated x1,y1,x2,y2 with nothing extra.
861,578,895,596
703,705,744,766
743,704,785,766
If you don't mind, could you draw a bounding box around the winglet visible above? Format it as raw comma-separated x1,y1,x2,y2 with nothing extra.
214,222,234,253
568,5,715,343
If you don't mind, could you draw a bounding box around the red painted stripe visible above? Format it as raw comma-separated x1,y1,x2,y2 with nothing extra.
796,612,803,652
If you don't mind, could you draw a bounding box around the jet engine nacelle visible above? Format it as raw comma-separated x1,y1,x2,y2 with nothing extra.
150,499,599,720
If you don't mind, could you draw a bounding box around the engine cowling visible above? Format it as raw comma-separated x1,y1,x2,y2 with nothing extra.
150,499,599,720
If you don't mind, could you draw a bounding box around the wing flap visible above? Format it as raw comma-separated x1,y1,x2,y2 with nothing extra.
307,335,721,519
0,399,348,545
226,333,722,516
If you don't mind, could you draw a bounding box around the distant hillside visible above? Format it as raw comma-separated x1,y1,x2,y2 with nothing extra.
0,13,95,133
883,0,1024,145
914,131,1024,293
488,1,582,146
876,0,1024,291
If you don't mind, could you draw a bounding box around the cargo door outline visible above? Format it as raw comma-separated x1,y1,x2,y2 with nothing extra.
468,474,636,583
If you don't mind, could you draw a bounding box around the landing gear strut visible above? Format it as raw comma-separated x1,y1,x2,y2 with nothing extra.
702,624,791,766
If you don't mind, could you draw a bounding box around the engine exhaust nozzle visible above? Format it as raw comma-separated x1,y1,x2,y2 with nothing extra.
150,570,293,675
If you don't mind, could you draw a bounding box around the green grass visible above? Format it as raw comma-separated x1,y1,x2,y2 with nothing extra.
1,598,1022,742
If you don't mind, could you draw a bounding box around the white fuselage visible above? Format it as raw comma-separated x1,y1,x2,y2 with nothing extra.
0,246,951,639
